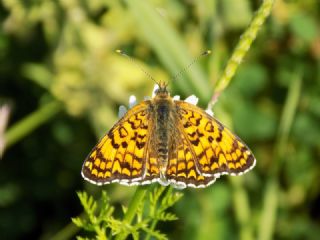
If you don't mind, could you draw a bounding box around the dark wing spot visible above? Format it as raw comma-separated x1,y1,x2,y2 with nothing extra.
119,127,128,137
128,120,135,129
183,121,192,128
216,125,224,142
137,134,146,139
121,141,128,148
196,129,204,137
111,138,120,149
205,122,214,132
188,131,197,138
216,134,222,142
210,155,219,163
141,123,148,129
130,132,138,140
190,139,200,146
136,141,146,149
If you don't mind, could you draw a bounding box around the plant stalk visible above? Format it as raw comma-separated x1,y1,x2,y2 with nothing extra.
115,185,149,240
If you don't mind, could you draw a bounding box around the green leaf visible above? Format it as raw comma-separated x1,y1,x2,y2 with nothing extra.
289,13,317,43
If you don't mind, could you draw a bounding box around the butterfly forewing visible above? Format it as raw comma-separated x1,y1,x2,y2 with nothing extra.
82,101,153,185
175,100,256,177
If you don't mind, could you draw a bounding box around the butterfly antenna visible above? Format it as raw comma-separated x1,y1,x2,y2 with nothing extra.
116,50,158,85
171,50,211,82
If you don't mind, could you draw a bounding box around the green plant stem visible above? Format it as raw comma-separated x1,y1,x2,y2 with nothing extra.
225,2,275,234
209,0,275,107
49,221,80,240
115,185,149,240
145,220,158,240
276,74,303,164
258,178,278,240
123,185,149,223
22,63,53,90
4,100,63,148
258,73,302,240
230,177,254,240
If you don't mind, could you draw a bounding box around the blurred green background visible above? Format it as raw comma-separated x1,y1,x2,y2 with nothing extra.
1,0,320,239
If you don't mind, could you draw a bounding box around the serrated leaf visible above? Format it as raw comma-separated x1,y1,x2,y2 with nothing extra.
108,218,126,235
161,192,183,210
149,186,165,206
72,217,85,228
74,187,181,240
142,226,168,240
155,212,178,221
121,205,127,214
77,191,98,218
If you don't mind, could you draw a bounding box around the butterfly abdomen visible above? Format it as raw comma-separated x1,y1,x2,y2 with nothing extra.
154,99,173,167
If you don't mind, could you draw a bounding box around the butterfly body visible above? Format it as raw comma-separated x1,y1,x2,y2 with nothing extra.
82,82,256,188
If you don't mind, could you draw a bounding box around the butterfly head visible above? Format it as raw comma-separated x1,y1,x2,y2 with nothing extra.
154,81,170,98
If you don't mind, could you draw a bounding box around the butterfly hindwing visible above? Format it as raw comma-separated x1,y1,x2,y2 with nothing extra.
166,126,216,188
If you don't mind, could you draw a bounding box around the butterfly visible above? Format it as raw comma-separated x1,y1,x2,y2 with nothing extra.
81,82,256,189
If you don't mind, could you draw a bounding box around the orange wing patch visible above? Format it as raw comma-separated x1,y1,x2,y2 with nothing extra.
176,101,256,178
165,128,216,188
82,102,151,185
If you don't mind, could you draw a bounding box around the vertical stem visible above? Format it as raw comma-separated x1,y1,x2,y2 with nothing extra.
123,185,149,222
258,73,302,240
258,178,278,240
209,0,275,107
115,185,149,240
231,177,254,240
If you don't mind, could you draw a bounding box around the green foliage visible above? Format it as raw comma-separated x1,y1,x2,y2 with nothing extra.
149,187,182,222
72,188,182,240
72,191,114,238
2,0,320,240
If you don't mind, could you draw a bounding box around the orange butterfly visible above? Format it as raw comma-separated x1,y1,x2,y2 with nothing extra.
82,82,255,188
